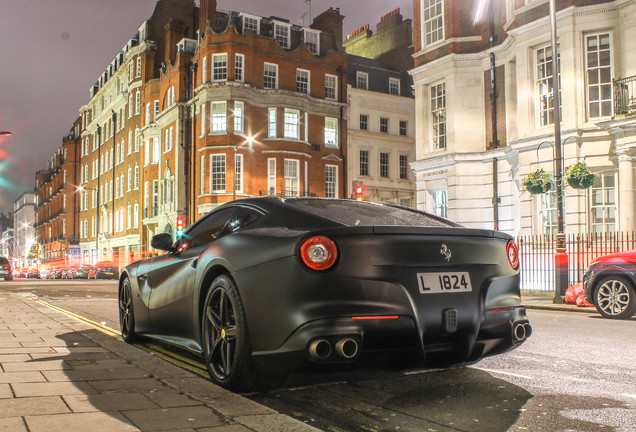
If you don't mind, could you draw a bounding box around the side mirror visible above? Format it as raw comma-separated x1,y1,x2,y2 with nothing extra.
151,232,175,252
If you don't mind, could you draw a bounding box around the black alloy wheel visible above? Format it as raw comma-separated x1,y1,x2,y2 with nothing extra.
594,275,636,320
119,277,137,342
202,275,252,390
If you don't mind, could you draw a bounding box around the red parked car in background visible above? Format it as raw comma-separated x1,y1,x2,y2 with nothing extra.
583,250,636,319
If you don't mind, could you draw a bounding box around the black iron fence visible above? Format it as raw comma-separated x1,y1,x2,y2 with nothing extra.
517,232,636,292
614,75,636,115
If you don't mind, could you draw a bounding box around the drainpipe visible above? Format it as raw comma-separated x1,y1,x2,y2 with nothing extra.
337,65,347,198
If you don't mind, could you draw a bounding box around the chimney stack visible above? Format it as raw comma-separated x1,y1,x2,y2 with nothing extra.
165,18,187,64
311,7,345,50
199,0,217,38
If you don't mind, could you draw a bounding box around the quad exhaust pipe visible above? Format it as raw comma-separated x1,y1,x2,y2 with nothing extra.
308,339,331,360
335,338,359,359
513,322,532,342
308,337,360,360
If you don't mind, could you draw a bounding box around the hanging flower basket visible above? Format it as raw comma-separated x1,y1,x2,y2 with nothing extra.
564,162,596,189
525,179,553,194
566,173,596,189
522,169,553,194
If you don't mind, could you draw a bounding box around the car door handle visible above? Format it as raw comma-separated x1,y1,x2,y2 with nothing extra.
191,258,198,269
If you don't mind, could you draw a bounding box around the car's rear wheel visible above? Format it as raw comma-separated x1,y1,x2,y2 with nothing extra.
201,275,254,391
594,275,636,319
119,277,137,343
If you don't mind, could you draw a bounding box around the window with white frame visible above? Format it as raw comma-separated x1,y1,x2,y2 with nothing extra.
145,103,151,126
234,101,244,133
135,128,140,152
360,114,368,130
400,155,409,179
380,117,389,133
164,127,173,152
127,167,132,191
133,203,139,227
540,190,557,237
242,14,259,33
128,94,133,118
152,138,159,164
211,101,227,133
274,22,290,48
264,63,278,89
432,188,448,218
296,69,310,94
284,109,300,139
325,165,337,198
200,155,205,194
304,29,320,55
202,56,207,83
136,56,141,77
235,54,244,82
135,91,140,114
422,0,444,46
585,33,612,118
399,120,408,136
325,74,337,100
380,152,390,178
360,149,369,176
536,44,561,127
211,154,226,192
357,71,368,90
267,158,276,195
284,159,299,196
234,154,243,193
324,117,338,146
431,82,446,149
590,172,617,233
268,108,277,137
200,103,206,137
134,165,139,189
389,77,400,95
154,100,159,121
129,62,134,82
213,53,228,81
127,204,132,229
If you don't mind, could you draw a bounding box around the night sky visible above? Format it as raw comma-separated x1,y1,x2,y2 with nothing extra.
0,0,413,214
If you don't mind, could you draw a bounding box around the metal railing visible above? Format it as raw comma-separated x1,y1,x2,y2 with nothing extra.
517,231,636,292
614,75,636,115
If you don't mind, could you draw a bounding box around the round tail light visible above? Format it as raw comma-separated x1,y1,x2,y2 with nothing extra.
507,240,519,269
299,236,338,271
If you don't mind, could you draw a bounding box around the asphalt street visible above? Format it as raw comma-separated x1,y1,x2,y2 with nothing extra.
2,279,635,432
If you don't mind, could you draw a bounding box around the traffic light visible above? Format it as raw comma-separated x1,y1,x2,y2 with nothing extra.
352,181,365,201
176,217,185,237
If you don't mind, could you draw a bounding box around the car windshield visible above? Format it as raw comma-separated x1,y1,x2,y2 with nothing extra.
286,199,458,228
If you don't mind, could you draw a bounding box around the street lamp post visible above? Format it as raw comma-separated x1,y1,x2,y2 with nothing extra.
549,0,568,303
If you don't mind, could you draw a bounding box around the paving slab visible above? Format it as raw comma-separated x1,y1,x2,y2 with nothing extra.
0,417,27,431
122,406,226,430
0,371,46,384
25,411,139,432
63,392,159,413
12,381,100,397
0,395,69,418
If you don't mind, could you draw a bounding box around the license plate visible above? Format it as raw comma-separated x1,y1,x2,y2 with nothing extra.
417,272,472,294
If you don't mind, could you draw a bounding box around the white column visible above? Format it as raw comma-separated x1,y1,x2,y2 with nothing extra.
618,152,635,233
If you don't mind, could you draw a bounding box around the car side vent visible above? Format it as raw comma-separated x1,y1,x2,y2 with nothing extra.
443,309,458,333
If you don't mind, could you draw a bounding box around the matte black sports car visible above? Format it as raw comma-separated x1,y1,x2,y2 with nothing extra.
119,197,530,390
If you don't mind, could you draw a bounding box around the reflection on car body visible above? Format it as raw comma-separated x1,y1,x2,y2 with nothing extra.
119,197,530,391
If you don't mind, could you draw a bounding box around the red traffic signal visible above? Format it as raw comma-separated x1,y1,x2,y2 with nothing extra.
352,181,365,201
176,217,185,236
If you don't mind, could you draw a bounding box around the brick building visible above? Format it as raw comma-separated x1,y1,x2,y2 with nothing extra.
410,0,636,235
344,8,416,206
34,119,81,264
35,0,350,265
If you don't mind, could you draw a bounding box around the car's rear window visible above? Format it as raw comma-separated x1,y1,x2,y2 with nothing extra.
286,199,458,228
0,257,9,264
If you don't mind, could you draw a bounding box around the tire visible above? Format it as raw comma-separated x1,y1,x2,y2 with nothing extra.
593,275,636,320
201,274,254,391
119,277,137,343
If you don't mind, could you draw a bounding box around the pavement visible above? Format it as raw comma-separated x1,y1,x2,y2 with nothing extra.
0,292,594,432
